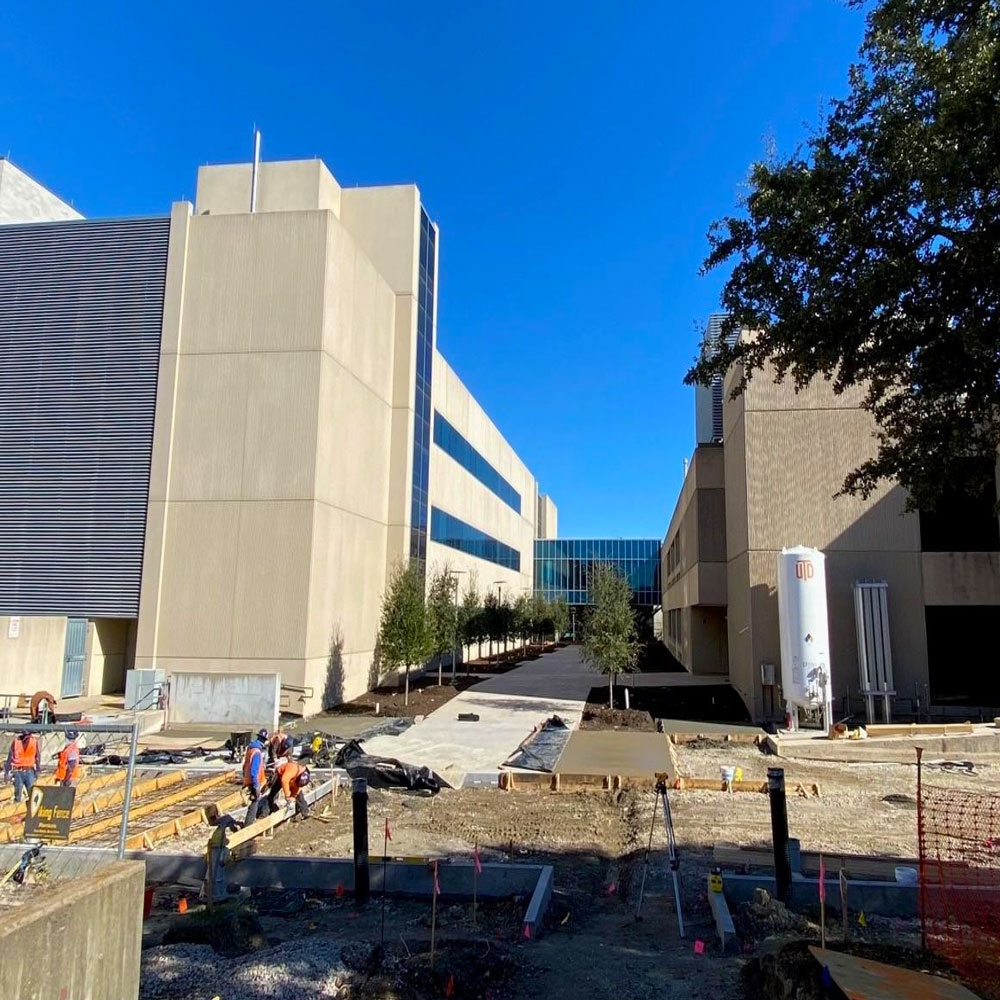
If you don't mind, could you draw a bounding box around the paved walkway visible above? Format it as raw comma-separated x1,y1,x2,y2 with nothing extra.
362,645,598,787
361,646,739,787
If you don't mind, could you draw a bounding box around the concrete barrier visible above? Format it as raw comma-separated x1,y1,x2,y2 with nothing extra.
167,671,280,729
0,860,144,1000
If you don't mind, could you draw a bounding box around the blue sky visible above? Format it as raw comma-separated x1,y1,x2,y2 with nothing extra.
2,1,865,538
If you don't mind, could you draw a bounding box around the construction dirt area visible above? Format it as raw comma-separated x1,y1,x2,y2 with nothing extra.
135,732,1000,1000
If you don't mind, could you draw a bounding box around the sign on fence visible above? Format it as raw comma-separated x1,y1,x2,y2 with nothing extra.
24,784,76,841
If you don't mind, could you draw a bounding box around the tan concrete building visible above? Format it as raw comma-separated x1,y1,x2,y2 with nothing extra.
0,158,554,714
665,341,1000,723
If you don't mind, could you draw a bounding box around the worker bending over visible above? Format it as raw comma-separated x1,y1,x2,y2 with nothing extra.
267,730,292,764
242,731,268,825
267,761,311,819
55,729,81,786
3,730,40,803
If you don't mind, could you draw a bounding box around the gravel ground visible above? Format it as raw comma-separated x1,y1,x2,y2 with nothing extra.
142,937,349,999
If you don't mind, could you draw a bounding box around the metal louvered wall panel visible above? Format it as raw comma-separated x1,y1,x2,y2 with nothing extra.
0,217,170,617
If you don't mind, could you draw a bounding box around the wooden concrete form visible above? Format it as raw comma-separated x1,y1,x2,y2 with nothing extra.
0,770,184,844
0,770,124,820
68,772,231,843
676,777,820,796
499,770,631,792
0,768,92,804
123,784,245,851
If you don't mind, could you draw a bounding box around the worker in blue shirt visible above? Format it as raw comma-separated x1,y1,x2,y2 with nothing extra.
242,729,268,826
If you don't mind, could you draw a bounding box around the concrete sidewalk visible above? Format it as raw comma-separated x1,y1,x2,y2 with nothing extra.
362,645,597,787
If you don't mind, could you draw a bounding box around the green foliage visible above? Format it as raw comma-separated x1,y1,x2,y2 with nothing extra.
688,0,1000,511
426,565,459,683
581,564,638,706
513,593,533,645
459,575,484,654
549,597,570,639
377,560,431,704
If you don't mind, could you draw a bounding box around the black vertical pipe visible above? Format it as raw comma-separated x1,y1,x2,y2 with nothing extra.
767,767,792,904
353,778,370,904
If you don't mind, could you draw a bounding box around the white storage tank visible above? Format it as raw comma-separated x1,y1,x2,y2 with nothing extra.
776,546,834,730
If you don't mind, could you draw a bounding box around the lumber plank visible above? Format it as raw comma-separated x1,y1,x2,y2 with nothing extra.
864,722,973,738
123,783,243,851
0,771,182,844
0,770,124,820
676,777,820,796
69,771,231,843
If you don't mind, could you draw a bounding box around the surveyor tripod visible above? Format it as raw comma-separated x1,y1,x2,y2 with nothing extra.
634,772,685,937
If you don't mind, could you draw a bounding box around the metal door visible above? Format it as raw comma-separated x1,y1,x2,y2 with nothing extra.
61,618,87,697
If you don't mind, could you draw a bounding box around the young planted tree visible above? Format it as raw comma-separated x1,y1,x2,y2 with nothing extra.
549,597,570,642
499,597,516,660
513,593,533,653
426,566,459,687
580,564,639,709
482,593,502,664
460,576,483,667
688,0,1000,511
531,594,549,645
377,559,432,706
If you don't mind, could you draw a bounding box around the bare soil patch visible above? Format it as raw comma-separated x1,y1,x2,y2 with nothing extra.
325,675,481,719
580,706,657,732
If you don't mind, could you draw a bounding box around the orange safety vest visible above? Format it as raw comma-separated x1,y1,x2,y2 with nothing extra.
243,744,264,788
276,760,304,798
55,741,80,782
11,736,38,771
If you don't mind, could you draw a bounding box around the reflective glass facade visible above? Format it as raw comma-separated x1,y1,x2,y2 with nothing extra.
433,411,521,513
431,507,521,571
409,209,436,564
534,538,661,605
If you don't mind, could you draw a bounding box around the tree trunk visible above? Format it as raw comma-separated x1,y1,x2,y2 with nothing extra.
609,673,614,710
437,653,442,687
452,644,458,683
405,664,410,706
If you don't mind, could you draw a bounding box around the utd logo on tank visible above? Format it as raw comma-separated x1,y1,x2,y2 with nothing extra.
795,559,815,580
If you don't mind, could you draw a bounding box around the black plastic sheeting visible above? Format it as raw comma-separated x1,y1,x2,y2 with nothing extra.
334,739,442,794
502,715,570,773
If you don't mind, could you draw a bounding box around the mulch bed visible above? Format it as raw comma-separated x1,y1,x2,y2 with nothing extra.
323,675,480,719
579,706,657,732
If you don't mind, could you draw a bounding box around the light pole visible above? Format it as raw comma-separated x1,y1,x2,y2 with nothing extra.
447,569,466,682
492,581,505,662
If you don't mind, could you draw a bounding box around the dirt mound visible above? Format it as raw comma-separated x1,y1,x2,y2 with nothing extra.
352,939,521,1000
735,888,812,944
580,707,656,732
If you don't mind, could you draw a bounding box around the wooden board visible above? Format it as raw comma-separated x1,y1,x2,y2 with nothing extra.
810,946,980,999
68,772,231,843
865,722,974,738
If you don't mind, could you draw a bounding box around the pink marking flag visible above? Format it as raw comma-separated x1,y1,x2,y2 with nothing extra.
433,860,441,896
473,844,482,875
524,922,531,939
818,853,826,903
693,940,705,955
385,817,392,842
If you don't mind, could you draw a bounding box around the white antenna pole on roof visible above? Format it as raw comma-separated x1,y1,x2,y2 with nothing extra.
250,127,261,213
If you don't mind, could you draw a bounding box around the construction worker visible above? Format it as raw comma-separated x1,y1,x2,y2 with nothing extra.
267,730,292,763
266,760,311,819
3,730,40,804
54,730,81,787
242,732,267,825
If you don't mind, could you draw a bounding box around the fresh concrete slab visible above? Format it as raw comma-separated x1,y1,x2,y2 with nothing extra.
556,730,672,778
361,645,598,786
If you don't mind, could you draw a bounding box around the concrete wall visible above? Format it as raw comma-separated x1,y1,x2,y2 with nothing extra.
0,615,66,697
167,671,280,729
0,158,82,225
0,861,143,1000
723,363,928,720
662,446,727,673
136,160,545,713
428,353,538,601
84,618,131,696
536,494,558,540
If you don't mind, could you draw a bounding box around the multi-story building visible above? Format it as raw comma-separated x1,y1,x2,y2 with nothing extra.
0,157,552,714
664,320,1000,722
